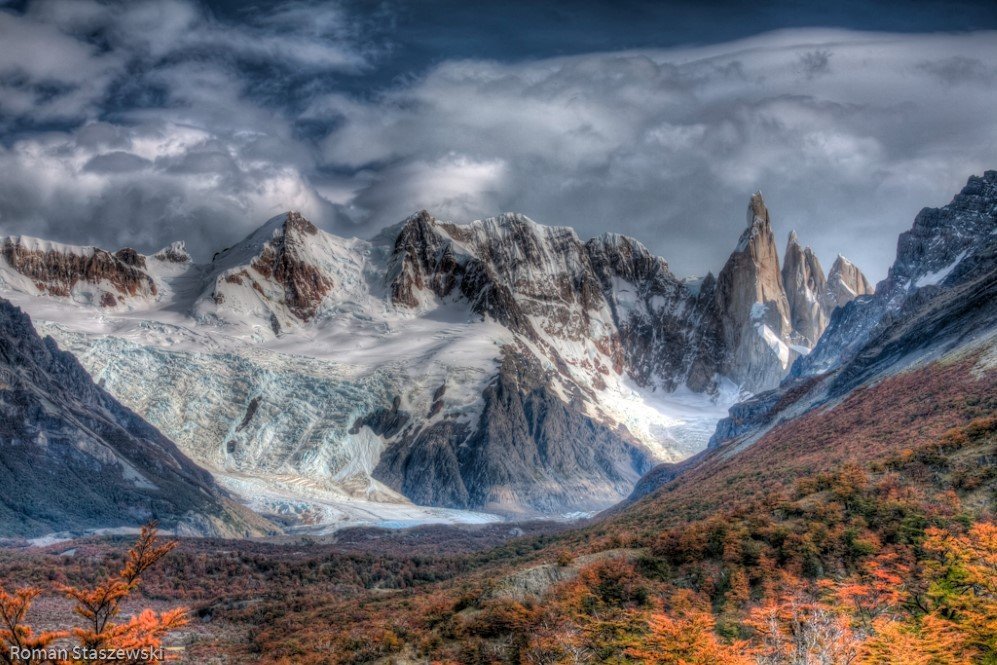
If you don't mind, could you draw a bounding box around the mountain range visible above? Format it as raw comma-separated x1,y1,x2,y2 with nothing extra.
10,170,993,536
630,169,997,502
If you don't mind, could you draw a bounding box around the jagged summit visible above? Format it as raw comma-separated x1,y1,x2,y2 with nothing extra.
712,192,875,390
747,191,769,226
212,211,317,262
199,211,340,328
796,170,996,378
715,193,795,391
154,240,191,264
708,171,997,461
828,254,862,274
825,254,874,309
782,231,829,347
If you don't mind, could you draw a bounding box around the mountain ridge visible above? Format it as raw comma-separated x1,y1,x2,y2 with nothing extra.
0,194,872,523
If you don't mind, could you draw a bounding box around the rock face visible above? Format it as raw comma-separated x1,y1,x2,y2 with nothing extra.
383,205,840,399
154,241,191,264
374,347,653,515
586,234,722,393
0,236,158,308
714,193,797,393
252,212,335,321
708,171,997,455
795,171,997,378
0,298,272,538
388,211,609,343
201,212,336,328
782,231,830,346
626,173,996,503
825,255,874,309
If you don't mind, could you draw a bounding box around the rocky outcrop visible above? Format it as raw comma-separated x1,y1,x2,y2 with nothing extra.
202,212,337,329
586,234,721,392
782,231,830,346
828,232,997,397
795,171,997,378
350,396,411,438
154,241,191,264
0,236,157,306
387,210,462,309
824,255,873,309
249,212,334,321
0,298,273,538
374,347,654,516
388,211,608,343
708,171,997,454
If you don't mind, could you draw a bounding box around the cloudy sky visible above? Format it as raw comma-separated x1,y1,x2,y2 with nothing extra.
0,0,995,280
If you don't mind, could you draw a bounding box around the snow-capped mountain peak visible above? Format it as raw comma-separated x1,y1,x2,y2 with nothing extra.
153,241,191,264
196,211,367,334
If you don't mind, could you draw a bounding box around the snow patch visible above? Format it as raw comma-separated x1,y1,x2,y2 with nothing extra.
914,250,968,288
757,324,791,368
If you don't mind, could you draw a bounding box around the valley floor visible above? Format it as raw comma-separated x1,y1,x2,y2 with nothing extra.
2,345,994,664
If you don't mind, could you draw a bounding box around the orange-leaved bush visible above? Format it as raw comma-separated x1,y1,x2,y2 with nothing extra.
0,523,187,664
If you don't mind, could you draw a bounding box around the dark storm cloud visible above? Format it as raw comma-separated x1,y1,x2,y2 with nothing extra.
0,0,995,281
916,56,995,85
797,50,832,79
0,0,354,254
83,151,153,173
317,31,997,279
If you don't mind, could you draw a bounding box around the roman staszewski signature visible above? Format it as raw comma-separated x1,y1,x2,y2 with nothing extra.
9,646,168,662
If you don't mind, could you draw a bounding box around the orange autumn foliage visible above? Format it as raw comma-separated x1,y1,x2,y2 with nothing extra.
918,523,997,661
858,614,969,665
0,587,66,664
745,589,861,665
831,553,908,626
0,524,187,664
625,591,752,665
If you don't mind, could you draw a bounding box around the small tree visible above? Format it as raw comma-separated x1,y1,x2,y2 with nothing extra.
0,523,187,664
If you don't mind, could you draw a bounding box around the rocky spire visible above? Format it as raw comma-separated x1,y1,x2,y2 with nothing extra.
714,192,796,392
782,230,829,346
824,255,874,309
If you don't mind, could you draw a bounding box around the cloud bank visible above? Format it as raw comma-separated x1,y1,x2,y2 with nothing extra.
0,0,994,280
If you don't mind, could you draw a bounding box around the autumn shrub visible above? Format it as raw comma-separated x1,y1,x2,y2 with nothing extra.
0,523,186,665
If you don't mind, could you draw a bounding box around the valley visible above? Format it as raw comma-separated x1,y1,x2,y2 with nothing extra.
1,170,993,664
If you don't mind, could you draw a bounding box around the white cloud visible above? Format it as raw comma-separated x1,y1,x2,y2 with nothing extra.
317,29,997,279
0,2,993,282
0,120,332,254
